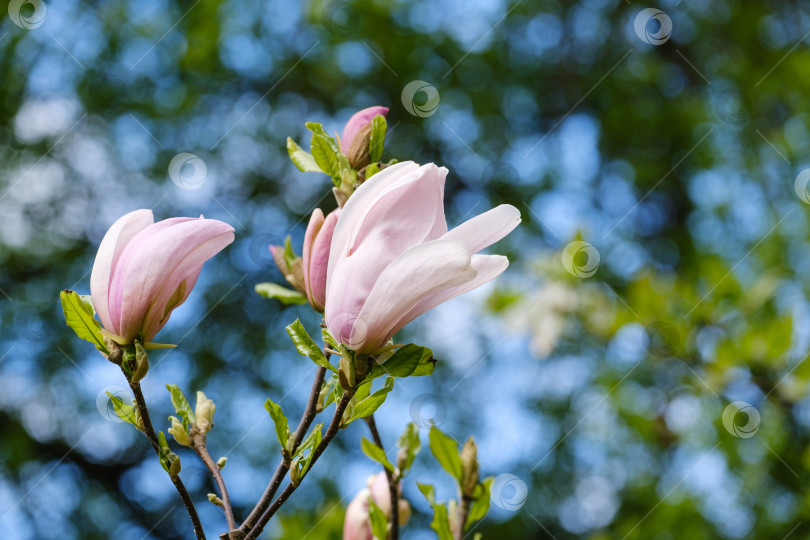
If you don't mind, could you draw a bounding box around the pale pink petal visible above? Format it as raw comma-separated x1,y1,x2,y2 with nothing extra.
343,488,373,540
306,209,339,311
325,163,447,329
368,473,391,516
110,218,235,342
393,254,509,333
340,106,389,155
340,240,476,353
439,204,521,253
90,209,154,333
302,208,325,306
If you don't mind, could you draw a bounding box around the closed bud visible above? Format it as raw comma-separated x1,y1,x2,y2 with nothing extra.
270,238,306,294
195,391,216,435
169,454,182,477
168,416,192,447
289,459,301,486
208,493,223,506
340,106,389,169
131,340,149,382
217,456,227,470
460,437,479,497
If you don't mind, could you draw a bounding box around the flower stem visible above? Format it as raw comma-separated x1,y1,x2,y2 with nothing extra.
193,432,236,531
365,414,399,540
129,381,206,540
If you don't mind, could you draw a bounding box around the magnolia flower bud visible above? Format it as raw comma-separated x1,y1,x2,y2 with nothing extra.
343,473,410,540
340,106,389,169
195,391,216,435
208,493,223,506
168,416,192,447
269,240,306,294
460,436,479,497
217,456,227,469
131,340,149,383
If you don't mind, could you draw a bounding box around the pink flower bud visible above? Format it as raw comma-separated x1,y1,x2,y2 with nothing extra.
325,161,520,353
343,473,410,540
90,209,234,344
302,208,340,312
341,106,389,156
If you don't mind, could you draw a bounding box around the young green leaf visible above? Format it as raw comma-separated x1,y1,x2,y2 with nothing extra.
417,482,436,504
296,422,323,476
396,422,421,474
369,114,387,163
430,502,454,540
157,431,175,474
105,391,140,429
369,344,432,379
59,290,108,354
255,283,308,305
265,398,290,451
361,437,395,472
286,319,336,372
429,426,463,483
310,135,340,182
368,498,389,540
287,137,322,173
166,384,196,428
365,162,381,179
466,477,493,529
347,377,394,423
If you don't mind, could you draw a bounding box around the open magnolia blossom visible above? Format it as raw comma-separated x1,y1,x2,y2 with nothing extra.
325,161,521,354
90,209,235,344
343,473,410,540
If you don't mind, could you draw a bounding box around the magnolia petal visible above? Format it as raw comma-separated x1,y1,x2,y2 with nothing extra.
340,105,389,155
343,488,373,540
90,209,154,333
393,254,509,333
346,240,476,353
439,204,521,253
306,209,339,311
302,209,325,307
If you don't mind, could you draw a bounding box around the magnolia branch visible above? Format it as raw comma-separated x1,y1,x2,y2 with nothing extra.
365,414,399,540
192,432,236,531
129,382,207,540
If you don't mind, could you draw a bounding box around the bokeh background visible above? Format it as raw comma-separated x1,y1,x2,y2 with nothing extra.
2,0,810,538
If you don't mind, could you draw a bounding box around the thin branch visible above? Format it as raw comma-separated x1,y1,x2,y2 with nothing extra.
243,389,356,540
130,382,206,540
193,433,236,531
365,415,399,540
455,495,473,540
236,364,328,537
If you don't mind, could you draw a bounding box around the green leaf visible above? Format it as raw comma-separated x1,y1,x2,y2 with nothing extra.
321,328,339,349
361,437,395,472
166,384,195,428
59,290,108,354
265,398,290,451
296,422,323,476
396,422,421,475
429,426,463,483
369,114,387,163
370,344,432,379
286,319,337,372
365,162,380,179
368,498,388,540
287,137,322,173
417,482,436,504
347,377,394,423
311,135,340,183
143,342,177,350
255,283,308,305
466,477,493,529
105,391,139,429
157,431,176,474
430,503,454,540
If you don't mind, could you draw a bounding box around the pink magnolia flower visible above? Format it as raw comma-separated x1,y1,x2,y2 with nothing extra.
341,106,389,155
325,161,520,354
302,208,340,312
90,209,235,344
343,473,410,540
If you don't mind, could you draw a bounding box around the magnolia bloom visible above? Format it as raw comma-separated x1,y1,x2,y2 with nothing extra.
341,106,389,168
302,208,340,311
325,161,520,354
343,473,410,540
90,209,234,344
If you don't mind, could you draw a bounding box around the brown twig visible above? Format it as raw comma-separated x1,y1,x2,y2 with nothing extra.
193,432,236,531
242,388,356,540
130,382,206,540
455,494,473,540
235,364,328,538
365,415,399,540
